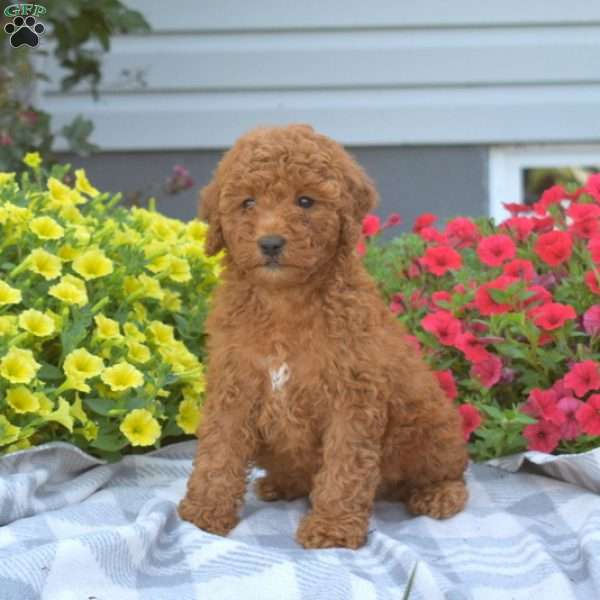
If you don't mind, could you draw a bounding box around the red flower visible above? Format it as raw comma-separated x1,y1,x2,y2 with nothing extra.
430,290,452,309
524,285,553,309
583,305,600,336
474,276,517,315
523,420,561,453
420,246,462,276
563,360,600,397
356,240,366,257
588,237,600,263
362,214,381,237
389,293,405,316
585,271,600,295
413,213,437,233
502,259,536,281
533,184,567,215
454,332,490,363
421,310,462,346
531,302,576,331
584,173,600,202
477,234,516,267
445,217,479,248
459,404,482,440
502,202,531,215
557,396,583,440
569,217,600,240
576,394,600,435
410,290,427,309
435,370,457,401
531,216,556,234
383,213,402,228
501,217,535,241
521,388,565,426
470,354,502,388
418,226,447,244
534,231,573,266
567,203,600,221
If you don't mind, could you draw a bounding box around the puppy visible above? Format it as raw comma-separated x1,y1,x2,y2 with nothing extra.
178,124,468,549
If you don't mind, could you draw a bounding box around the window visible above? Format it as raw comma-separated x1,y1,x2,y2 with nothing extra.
489,145,600,223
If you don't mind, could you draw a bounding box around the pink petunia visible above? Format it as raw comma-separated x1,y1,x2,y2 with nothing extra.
534,231,573,266
470,354,503,389
435,370,458,401
420,246,462,276
557,397,584,440
477,234,516,267
583,305,600,336
576,394,600,435
521,388,565,426
563,360,600,397
523,420,561,453
454,332,490,363
421,310,463,346
503,258,537,281
584,173,600,202
501,216,535,241
531,302,577,331
389,293,405,316
383,212,403,228
533,185,567,215
413,213,437,233
362,214,381,237
458,404,482,440
445,217,479,248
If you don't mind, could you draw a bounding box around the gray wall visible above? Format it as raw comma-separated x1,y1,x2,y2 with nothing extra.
64,145,488,238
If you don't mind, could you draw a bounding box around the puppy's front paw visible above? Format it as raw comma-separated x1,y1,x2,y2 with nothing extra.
178,497,239,536
296,512,367,550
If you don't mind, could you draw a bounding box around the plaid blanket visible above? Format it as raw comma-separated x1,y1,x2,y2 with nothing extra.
1,441,599,600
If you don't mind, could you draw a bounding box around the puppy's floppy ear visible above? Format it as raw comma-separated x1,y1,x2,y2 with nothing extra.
198,180,226,256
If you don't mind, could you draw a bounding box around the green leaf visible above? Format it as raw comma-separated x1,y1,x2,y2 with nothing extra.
91,429,129,452
38,362,64,381
83,396,116,416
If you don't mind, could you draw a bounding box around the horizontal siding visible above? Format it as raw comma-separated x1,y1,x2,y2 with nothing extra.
40,1,600,150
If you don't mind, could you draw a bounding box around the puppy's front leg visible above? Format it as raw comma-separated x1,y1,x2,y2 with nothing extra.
296,395,386,549
178,364,258,536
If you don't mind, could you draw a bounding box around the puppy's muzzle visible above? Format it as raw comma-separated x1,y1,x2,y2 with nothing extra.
258,235,286,258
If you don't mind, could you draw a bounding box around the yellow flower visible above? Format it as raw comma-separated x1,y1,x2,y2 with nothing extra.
6,386,40,414
45,397,74,432
148,321,176,346
168,256,191,282
163,290,182,312
27,248,62,280
127,340,151,364
0,348,40,384
94,314,121,339
57,244,80,262
120,409,161,447
0,280,22,306
0,415,20,447
23,152,42,169
18,309,56,337
139,274,164,300
79,420,98,442
72,225,90,244
0,315,17,336
75,168,99,197
63,348,104,391
101,361,144,391
180,241,205,259
124,322,145,342
186,220,208,243
176,398,202,434
47,177,73,206
59,203,84,224
72,248,113,280
3,202,30,224
70,395,88,424
0,172,16,186
37,394,54,416
49,274,88,306
5,438,30,453
30,216,65,240
149,218,178,242
132,302,147,322
159,343,201,375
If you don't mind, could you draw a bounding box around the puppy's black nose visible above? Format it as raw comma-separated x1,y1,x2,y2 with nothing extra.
258,235,286,257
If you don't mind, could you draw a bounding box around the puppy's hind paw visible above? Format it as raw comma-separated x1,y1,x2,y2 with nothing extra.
406,480,468,519
178,497,239,536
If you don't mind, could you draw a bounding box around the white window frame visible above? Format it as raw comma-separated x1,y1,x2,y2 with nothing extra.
489,144,600,224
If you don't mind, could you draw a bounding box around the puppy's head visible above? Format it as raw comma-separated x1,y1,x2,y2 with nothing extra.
199,124,378,287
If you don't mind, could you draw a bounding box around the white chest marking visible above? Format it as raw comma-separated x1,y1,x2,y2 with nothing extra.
270,362,290,392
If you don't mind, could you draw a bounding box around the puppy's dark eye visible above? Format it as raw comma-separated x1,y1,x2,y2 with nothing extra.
297,196,315,209
241,198,256,209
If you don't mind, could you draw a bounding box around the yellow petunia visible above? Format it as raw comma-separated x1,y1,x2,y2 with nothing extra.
47,177,73,206
27,248,62,280
101,361,144,392
75,169,99,197
37,393,54,416
45,397,74,432
168,256,191,283
23,152,42,169
63,348,104,392
0,347,40,384
0,315,17,336
94,314,121,339
72,248,113,280
49,274,88,306
126,340,151,364
57,244,80,262
148,321,175,346
175,398,202,434
132,302,147,322
0,172,16,186
0,415,20,447
70,395,88,424
18,309,56,337
124,322,145,342
59,203,84,224
163,290,182,313
6,386,40,414
78,420,98,442
0,280,22,306
186,220,208,243
30,216,65,240
3,202,30,224
120,409,161,447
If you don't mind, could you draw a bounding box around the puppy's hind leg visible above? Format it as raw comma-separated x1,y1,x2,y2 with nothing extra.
405,480,468,519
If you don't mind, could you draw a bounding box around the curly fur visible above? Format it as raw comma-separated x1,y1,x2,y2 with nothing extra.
178,124,469,549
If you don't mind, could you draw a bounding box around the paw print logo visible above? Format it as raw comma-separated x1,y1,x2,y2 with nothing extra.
4,15,45,48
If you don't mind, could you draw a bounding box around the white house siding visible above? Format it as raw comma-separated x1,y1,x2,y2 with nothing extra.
40,0,600,151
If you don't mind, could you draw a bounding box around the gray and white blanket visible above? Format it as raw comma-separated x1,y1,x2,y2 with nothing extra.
0,441,599,600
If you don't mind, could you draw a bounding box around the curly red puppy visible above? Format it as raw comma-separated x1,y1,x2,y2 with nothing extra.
178,124,468,549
